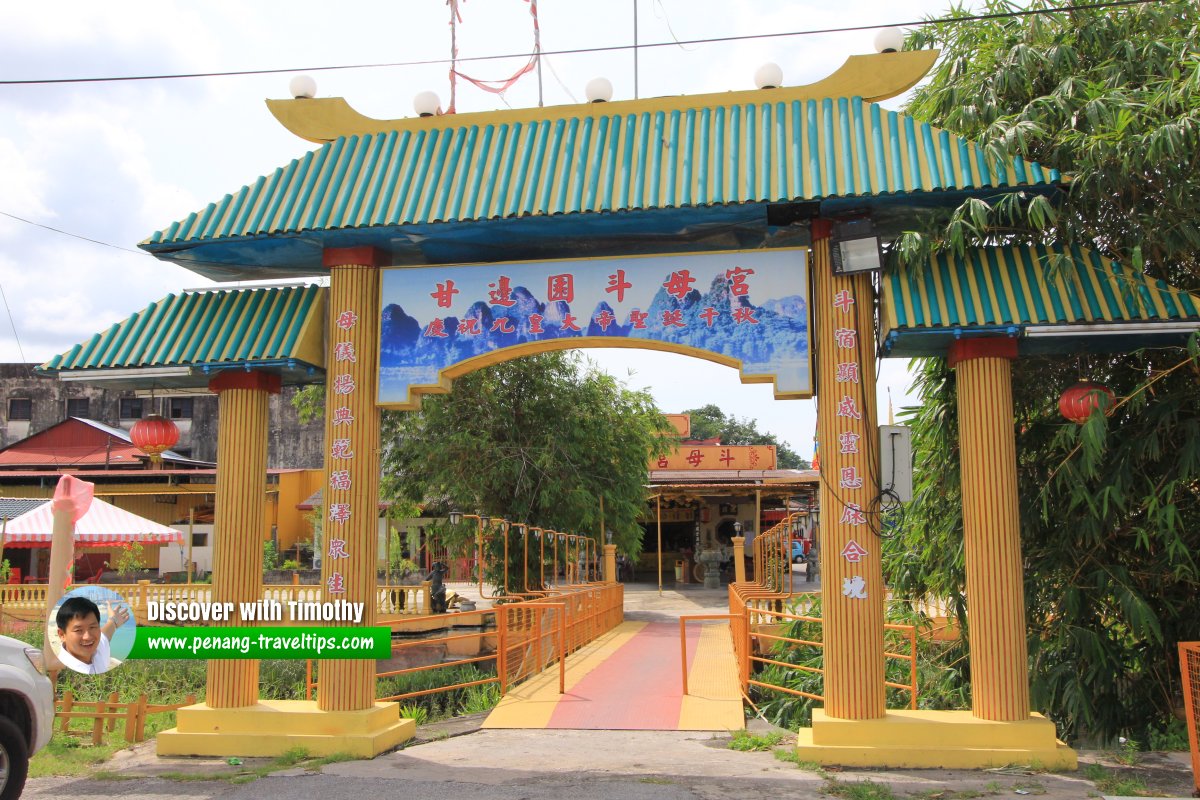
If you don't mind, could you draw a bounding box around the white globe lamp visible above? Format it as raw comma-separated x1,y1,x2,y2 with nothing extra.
585,77,613,103
873,27,905,54
413,91,442,117
754,63,783,90
289,75,317,99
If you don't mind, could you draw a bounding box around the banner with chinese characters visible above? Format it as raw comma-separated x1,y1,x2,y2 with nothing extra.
378,249,810,406
651,445,776,471
636,507,697,523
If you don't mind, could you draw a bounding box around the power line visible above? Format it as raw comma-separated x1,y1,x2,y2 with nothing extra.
0,210,147,257
0,283,27,363
0,0,1162,87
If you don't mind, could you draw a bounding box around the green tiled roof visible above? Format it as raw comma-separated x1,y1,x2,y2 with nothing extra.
880,245,1200,357
143,95,1058,250
38,285,326,387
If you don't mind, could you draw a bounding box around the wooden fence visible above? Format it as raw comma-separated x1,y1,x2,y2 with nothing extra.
56,691,196,745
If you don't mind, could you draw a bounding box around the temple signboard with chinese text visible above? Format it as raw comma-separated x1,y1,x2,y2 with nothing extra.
378,249,810,407
652,445,776,471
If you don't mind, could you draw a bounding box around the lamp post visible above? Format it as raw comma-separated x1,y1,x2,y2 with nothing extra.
499,520,512,595
603,528,617,583
731,520,746,585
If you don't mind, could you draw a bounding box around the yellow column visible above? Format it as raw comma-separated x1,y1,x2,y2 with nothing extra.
207,371,278,708
950,338,1030,721
603,544,617,582
319,247,382,712
731,535,746,583
811,220,885,720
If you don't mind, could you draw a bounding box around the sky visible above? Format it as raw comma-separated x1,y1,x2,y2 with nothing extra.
0,0,978,459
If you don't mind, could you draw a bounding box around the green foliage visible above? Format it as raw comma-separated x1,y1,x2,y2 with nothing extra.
752,597,971,730
1114,736,1140,766
106,542,145,578
458,683,501,715
894,353,1200,743
291,384,324,425
293,353,673,593
52,657,308,704
262,540,279,571
280,559,301,571
31,732,126,778
727,729,785,751
1082,763,1149,797
1147,718,1190,752
375,664,501,721
903,0,1200,277
398,704,429,725
682,404,809,469
379,353,673,565
824,780,899,800
0,558,10,584
889,0,1200,745
387,529,421,579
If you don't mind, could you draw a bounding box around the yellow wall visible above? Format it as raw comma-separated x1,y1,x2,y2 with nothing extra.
275,469,323,551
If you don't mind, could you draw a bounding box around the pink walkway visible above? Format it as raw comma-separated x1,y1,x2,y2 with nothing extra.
545,621,701,729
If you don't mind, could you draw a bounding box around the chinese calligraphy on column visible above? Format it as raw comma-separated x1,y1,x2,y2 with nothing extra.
833,286,869,599
326,307,360,595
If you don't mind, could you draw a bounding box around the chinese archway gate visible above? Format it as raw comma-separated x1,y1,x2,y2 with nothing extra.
40,45,1200,767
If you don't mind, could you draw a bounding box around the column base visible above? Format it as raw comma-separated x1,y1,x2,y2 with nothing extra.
156,700,414,759
795,710,1077,770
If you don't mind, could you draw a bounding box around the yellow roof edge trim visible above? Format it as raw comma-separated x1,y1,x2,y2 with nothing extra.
290,288,327,369
267,50,940,144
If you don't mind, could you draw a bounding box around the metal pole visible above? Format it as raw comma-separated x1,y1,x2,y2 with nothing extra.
503,522,510,595
187,508,194,584
0,518,7,621
656,495,662,597
633,0,639,100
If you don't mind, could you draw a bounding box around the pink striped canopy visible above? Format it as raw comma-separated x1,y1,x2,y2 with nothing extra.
1,497,184,548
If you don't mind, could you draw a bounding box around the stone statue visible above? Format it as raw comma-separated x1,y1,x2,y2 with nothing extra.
426,561,449,613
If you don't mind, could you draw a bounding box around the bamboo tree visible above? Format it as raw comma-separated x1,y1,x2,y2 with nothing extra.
888,0,1200,744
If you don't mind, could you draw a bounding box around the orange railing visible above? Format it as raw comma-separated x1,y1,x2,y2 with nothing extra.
741,606,918,709
304,581,623,706
724,511,918,709
1181,641,1200,795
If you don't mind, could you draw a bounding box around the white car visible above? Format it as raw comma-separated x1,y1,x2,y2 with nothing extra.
0,635,54,799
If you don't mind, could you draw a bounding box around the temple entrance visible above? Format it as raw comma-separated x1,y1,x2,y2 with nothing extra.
45,40,1197,767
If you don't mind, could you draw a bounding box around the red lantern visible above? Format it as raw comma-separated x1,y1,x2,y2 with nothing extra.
130,414,180,466
1059,381,1115,424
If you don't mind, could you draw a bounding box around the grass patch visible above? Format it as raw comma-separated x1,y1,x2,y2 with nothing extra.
772,748,829,776
30,734,124,778
825,779,899,800
774,748,800,764
639,777,674,785
1082,764,1150,797
728,729,785,751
